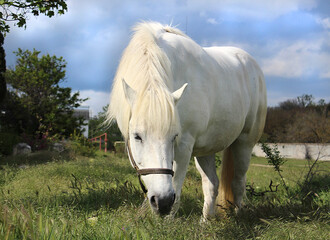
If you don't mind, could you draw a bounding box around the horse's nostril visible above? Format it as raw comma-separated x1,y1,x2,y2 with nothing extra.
149,193,175,215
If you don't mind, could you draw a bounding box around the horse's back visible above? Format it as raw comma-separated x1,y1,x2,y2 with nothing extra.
203,46,267,147
180,45,266,154
158,29,266,154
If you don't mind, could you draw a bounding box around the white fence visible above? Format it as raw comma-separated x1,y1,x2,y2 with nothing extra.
252,143,330,161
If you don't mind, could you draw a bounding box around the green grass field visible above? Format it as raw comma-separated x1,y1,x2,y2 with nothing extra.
0,150,329,239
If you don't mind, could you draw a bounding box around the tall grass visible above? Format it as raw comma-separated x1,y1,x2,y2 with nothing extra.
0,150,329,239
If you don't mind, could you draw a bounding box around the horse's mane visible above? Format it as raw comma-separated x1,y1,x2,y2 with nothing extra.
107,22,187,139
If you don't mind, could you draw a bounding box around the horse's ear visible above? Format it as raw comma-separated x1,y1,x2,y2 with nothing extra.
122,78,136,108
172,83,188,104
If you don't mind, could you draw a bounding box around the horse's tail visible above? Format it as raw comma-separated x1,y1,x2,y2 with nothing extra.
217,146,235,211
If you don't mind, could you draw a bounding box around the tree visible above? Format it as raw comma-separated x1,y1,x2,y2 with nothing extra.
0,0,67,33
263,106,296,142
286,109,330,143
4,48,87,141
278,98,299,110
0,33,5,103
297,94,314,108
0,0,67,104
89,105,123,150
263,94,330,143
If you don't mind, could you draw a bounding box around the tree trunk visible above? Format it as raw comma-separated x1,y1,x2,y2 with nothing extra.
0,32,6,104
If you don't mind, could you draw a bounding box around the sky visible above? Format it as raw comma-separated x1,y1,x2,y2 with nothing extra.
4,0,330,116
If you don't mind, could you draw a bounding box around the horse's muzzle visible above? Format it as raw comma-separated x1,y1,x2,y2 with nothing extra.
150,193,176,216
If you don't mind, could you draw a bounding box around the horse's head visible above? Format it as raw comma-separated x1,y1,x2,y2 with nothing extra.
122,79,187,215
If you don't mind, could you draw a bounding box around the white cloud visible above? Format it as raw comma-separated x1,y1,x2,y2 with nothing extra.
77,90,110,117
320,71,330,79
317,17,330,29
184,0,317,20
4,0,328,110
207,18,219,25
261,40,330,79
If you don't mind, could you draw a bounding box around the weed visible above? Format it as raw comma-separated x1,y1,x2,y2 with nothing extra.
0,151,328,239
261,142,289,193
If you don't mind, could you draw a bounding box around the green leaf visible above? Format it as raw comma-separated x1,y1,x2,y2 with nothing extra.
47,11,54,18
32,10,39,16
1,0,68,32
4,48,87,139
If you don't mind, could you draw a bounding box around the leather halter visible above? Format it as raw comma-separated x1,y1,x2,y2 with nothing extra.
126,138,174,194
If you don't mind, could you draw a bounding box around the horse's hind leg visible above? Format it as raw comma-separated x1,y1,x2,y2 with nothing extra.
231,140,253,209
195,155,219,219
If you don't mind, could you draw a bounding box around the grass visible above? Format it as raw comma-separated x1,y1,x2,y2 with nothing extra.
0,150,329,239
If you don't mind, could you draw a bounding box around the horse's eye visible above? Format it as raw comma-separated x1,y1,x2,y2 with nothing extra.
134,134,142,142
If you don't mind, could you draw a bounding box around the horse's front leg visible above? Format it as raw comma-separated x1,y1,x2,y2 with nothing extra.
170,140,194,216
195,155,219,220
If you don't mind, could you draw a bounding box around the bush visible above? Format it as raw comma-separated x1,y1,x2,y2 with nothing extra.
0,131,21,156
68,131,96,158
21,133,49,151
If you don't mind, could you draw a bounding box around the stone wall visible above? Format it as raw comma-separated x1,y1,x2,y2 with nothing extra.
111,141,330,161
252,143,330,161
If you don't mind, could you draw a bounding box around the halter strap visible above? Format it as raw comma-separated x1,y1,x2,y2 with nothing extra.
126,138,174,194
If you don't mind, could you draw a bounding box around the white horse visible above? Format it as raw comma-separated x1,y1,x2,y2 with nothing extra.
107,22,267,219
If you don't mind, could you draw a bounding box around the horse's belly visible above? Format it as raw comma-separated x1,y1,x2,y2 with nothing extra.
192,118,245,156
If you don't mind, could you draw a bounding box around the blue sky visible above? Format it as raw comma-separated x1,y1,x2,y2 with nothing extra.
4,0,330,115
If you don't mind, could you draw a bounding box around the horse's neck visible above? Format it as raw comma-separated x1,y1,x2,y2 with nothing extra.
159,35,226,91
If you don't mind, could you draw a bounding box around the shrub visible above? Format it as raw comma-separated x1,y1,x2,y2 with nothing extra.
68,131,96,158
0,131,21,156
